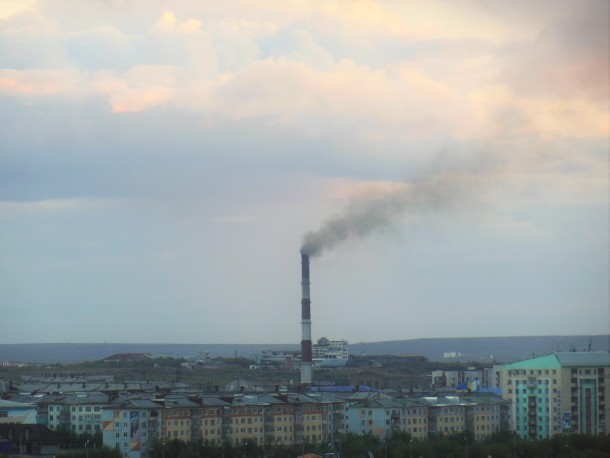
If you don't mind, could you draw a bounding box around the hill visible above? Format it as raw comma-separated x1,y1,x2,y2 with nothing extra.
349,335,609,363
0,335,607,364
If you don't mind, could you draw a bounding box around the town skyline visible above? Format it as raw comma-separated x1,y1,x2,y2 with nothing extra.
1,1,608,344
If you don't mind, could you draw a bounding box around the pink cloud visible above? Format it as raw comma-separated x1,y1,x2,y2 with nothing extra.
93,65,182,112
0,69,80,96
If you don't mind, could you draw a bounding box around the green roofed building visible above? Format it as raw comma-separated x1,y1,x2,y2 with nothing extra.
500,351,610,439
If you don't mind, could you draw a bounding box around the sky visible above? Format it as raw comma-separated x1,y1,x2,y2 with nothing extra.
0,0,608,345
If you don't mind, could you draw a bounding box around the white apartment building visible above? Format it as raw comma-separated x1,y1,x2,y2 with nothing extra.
312,337,348,362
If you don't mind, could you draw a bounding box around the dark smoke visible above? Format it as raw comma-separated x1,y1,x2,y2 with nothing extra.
300,165,482,257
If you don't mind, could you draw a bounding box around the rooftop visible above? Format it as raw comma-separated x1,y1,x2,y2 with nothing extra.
502,351,610,370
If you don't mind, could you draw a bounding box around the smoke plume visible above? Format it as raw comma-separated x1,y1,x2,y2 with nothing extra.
300,165,482,257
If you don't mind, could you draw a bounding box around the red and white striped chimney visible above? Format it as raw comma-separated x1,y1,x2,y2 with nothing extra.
300,253,313,385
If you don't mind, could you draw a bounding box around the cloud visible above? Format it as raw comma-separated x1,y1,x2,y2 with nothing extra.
152,11,202,35
267,28,334,70
0,1,605,209
0,7,61,39
0,0,607,344
65,25,135,71
0,198,111,215
495,1,609,109
179,18,203,35
153,11,177,32
93,65,182,112
212,215,255,224
0,68,81,96
0,0,37,20
0,0,604,146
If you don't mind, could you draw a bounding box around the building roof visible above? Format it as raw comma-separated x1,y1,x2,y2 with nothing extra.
195,396,231,407
0,400,38,424
102,396,164,410
165,398,200,408
0,399,34,409
502,351,610,370
502,353,561,370
555,351,610,367
421,395,476,407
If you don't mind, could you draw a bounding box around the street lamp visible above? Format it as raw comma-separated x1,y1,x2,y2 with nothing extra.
409,439,413,458
85,440,90,458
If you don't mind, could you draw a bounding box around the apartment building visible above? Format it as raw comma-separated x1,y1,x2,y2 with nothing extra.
31,393,108,433
33,395,66,427
500,351,610,439
283,393,329,445
308,393,346,445
345,397,403,440
466,395,510,441
400,399,428,440
102,399,162,458
66,394,108,434
195,397,227,445
160,398,195,443
426,396,467,437
431,368,485,389
225,395,266,446
260,395,298,446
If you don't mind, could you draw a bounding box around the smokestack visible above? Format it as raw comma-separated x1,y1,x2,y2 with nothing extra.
300,253,313,385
